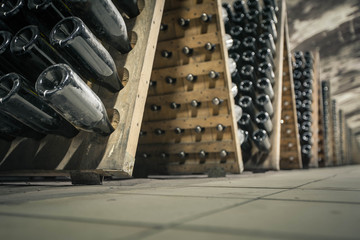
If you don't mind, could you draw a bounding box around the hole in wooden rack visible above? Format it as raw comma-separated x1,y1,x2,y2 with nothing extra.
130,31,138,49
121,67,129,87
108,108,120,130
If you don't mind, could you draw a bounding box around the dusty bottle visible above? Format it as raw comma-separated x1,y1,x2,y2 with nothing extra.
246,9,260,24
233,0,246,14
0,110,45,139
240,65,256,84
256,78,274,100
252,129,271,152
229,52,241,69
241,50,257,67
238,113,253,134
261,18,277,42
257,48,274,70
242,37,257,52
113,0,140,19
0,73,78,138
247,0,260,12
10,25,68,83
256,94,273,116
301,144,312,167
239,96,256,118
229,57,241,84
255,111,273,134
228,39,241,54
258,62,275,85
229,26,243,41
258,33,276,56
0,0,31,33
239,80,256,99
36,64,114,136
50,17,123,92
63,0,131,53
0,31,25,75
231,12,246,27
244,22,258,37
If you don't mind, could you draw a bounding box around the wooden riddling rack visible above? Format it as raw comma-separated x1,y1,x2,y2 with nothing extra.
0,0,165,184
135,0,243,175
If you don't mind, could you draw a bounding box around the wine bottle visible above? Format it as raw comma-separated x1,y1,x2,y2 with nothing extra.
246,9,260,24
0,31,24,75
242,37,257,52
229,26,243,41
231,82,239,99
262,6,278,25
0,0,32,33
182,46,194,56
27,0,73,37
239,96,256,118
304,51,313,63
222,3,233,22
294,51,304,61
263,0,278,13
241,130,252,162
256,94,273,116
233,0,246,14
174,127,184,134
256,78,274,100
0,72,78,138
234,104,243,122
258,33,276,56
302,110,312,122
50,17,123,92
36,64,114,136
293,69,303,81
200,13,212,23
257,48,274,70
204,42,216,52
113,0,140,19
231,12,246,27
228,39,241,54
303,78,313,90
252,129,271,152
63,0,131,53
295,99,302,111
293,58,303,70
247,0,260,12
244,22,258,37
238,113,253,134
302,89,313,101
301,121,312,133
10,25,70,84
225,34,234,50
239,80,256,99
303,68,314,79
229,52,241,69
255,111,273,134
294,80,302,90
229,57,241,84
258,62,275,85
240,65,256,84
295,90,302,100
261,19,277,42
222,7,231,33
0,110,45,139
301,144,312,167
241,50,257,67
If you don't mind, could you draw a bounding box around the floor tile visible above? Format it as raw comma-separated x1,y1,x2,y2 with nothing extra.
0,214,149,240
0,193,246,226
263,188,360,203
184,199,360,239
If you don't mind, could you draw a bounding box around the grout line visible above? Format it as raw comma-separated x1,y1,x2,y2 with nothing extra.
261,197,360,205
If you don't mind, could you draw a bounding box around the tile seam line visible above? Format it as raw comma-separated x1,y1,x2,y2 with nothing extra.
260,197,360,205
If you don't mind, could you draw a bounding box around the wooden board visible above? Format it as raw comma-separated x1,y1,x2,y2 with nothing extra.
0,0,165,181
244,0,286,171
279,15,302,170
135,0,243,175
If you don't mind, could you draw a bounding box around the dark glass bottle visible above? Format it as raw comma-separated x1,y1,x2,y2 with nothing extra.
27,0,73,37
222,9,231,33
241,50,257,66
303,78,313,90
252,129,271,152
240,65,256,84
0,110,45,139
0,73,78,138
294,51,304,61
50,17,123,92
257,48,274,69
233,0,246,14
222,3,233,22
238,113,253,134
297,111,302,124
261,19,277,42
225,34,234,50
255,111,273,134
295,99,302,111
0,31,24,75
262,6,278,25
242,37,257,52
228,39,241,54
247,0,260,12
293,58,303,70
239,96,256,118
303,68,314,79
301,121,312,133
258,62,275,85
302,111,312,122
256,94,273,116
0,0,31,33
239,80,256,99
293,69,303,81
244,22,258,37
36,64,114,136
246,9,260,24
241,130,252,160
301,132,312,145
258,33,276,56
256,77,274,100
229,52,241,69
229,58,241,84
63,0,132,53
301,100,312,112
304,51,313,63
301,144,312,167
294,80,302,90
231,12,246,27
231,82,239,99
10,25,68,84
302,89,313,101
263,0,278,13
295,90,302,100
113,0,140,19
229,26,243,41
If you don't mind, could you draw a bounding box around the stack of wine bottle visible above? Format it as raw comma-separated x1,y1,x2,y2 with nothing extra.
222,0,278,162
0,0,140,141
292,50,314,168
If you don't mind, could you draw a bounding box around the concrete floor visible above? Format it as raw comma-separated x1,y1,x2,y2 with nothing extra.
0,166,360,239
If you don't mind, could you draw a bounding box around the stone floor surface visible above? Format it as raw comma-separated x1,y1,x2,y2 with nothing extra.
0,165,360,240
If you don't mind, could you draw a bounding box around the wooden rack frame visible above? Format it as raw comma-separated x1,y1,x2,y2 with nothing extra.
0,0,165,184
136,0,243,175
